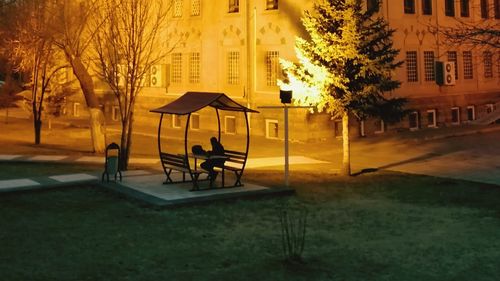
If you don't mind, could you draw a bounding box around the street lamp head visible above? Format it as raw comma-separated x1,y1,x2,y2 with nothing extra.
280,89,292,104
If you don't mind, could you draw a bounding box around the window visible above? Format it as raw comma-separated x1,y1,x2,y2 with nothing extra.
495,0,500,19
229,0,239,13
112,106,120,121
463,51,473,79
73,102,80,117
404,0,415,14
265,119,279,139
422,0,432,15
406,51,418,82
451,107,460,124
359,120,365,137
466,106,475,121
172,115,181,129
225,116,236,134
445,0,455,16
266,51,280,86
427,109,437,127
191,0,200,16
173,0,182,17
409,111,419,130
171,53,182,83
486,103,495,114
424,51,435,81
266,0,278,10
367,0,379,12
189,52,200,84
190,113,200,130
460,0,469,17
227,51,240,85
481,0,489,18
447,51,459,80
334,120,342,137
374,119,385,134
484,51,493,78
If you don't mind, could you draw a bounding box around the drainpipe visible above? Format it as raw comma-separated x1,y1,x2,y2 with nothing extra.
245,0,256,130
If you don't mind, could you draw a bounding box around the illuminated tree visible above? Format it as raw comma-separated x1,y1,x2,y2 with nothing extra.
49,0,108,153
92,0,172,170
2,0,66,144
281,0,405,176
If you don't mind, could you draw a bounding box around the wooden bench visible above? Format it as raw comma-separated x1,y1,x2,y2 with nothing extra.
215,149,247,187
160,152,205,190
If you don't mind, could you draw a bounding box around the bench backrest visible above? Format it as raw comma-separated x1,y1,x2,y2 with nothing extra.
223,149,246,168
160,152,188,168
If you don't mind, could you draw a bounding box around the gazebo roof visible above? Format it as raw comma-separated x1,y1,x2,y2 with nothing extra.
150,92,259,115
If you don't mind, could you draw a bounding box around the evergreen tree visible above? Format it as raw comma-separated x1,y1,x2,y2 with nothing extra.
281,0,405,176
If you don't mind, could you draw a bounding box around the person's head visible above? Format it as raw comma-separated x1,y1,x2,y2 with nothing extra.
210,137,218,145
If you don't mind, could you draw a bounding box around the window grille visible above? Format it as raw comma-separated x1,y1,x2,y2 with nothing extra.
463,51,473,79
227,51,240,85
171,53,182,83
424,51,435,81
173,0,182,17
406,51,418,82
484,51,493,78
229,0,239,13
447,51,459,80
191,0,200,16
266,51,280,86
189,52,200,84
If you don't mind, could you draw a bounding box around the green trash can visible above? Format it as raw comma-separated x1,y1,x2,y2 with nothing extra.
102,143,122,182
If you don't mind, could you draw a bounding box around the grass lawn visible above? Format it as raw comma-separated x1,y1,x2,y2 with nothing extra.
1,168,500,280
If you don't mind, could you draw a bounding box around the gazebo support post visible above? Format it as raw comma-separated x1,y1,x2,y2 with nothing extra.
184,113,192,183
216,108,221,141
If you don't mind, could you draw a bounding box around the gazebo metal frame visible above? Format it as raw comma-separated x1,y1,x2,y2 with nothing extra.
150,92,259,190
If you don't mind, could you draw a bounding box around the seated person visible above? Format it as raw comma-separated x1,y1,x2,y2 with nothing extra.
199,137,225,185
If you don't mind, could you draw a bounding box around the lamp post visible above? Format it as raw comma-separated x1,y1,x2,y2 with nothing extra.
258,90,312,188
280,89,292,186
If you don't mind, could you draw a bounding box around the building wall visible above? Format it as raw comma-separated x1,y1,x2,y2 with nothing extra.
90,0,499,142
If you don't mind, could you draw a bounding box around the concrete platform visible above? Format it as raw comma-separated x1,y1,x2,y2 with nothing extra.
104,172,292,207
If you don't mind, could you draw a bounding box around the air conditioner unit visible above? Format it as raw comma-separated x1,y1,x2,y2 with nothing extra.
443,61,456,85
149,64,163,87
436,61,456,86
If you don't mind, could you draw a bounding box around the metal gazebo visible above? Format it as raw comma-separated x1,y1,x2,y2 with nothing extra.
150,92,259,190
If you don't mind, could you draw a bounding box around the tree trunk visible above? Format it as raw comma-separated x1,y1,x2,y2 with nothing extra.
5,108,9,124
68,55,106,153
120,111,134,171
341,112,351,176
34,119,42,145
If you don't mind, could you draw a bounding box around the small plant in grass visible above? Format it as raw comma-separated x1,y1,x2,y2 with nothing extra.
279,205,308,263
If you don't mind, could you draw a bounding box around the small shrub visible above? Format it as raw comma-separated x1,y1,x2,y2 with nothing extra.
279,205,308,263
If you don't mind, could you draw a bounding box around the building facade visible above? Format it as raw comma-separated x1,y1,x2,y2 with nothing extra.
68,0,500,141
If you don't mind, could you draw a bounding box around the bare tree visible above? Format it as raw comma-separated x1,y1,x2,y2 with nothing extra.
3,0,66,144
49,0,108,153
92,0,172,170
430,2,500,49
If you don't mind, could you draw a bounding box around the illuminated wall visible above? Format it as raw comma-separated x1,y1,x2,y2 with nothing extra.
92,0,499,140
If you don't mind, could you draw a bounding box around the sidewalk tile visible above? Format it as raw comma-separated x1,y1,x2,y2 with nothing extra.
30,155,68,161
49,173,98,183
0,179,40,189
